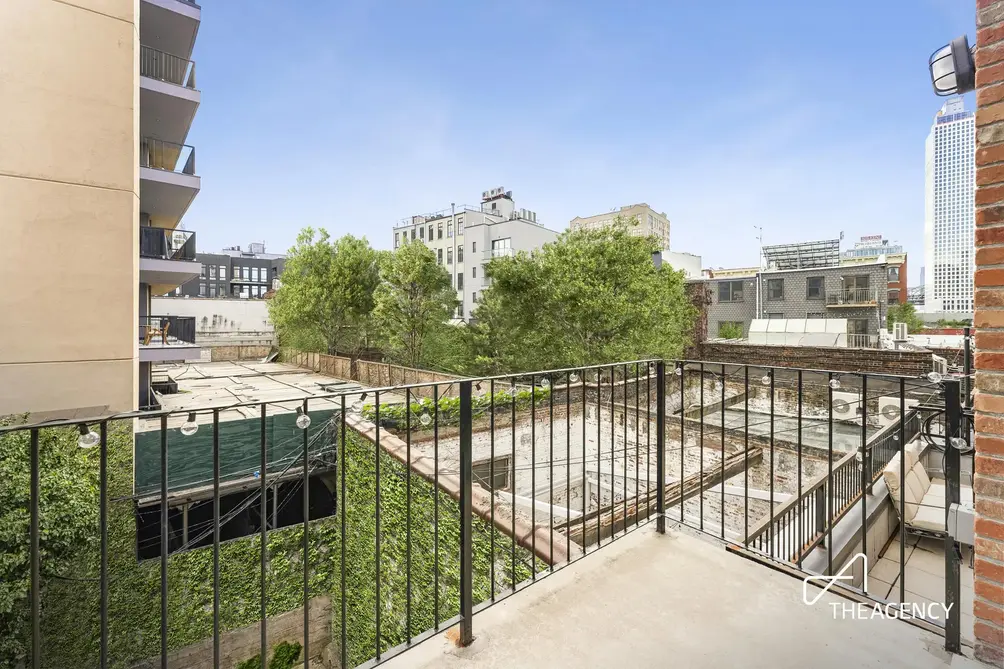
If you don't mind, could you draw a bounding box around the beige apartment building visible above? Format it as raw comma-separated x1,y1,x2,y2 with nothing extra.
0,0,202,419
569,203,671,249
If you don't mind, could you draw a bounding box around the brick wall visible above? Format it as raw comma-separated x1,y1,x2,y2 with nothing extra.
698,342,933,376
280,349,461,399
208,344,273,362
973,2,1004,663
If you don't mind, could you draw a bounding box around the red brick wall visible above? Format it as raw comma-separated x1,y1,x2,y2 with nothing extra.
698,342,933,376
973,2,1004,663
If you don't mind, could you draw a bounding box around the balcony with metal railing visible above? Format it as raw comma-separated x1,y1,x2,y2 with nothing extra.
139,227,200,290
846,333,880,348
140,138,200,225
139,45,199,148
4,351,985,669
826,287,880,307
138,315,200,363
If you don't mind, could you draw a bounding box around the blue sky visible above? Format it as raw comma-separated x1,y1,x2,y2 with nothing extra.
184,0,975,285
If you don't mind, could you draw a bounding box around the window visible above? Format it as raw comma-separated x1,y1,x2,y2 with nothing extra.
457,218,464,235
806,277,824,299
209,265,217,279
243,266,250,280
428,225,434,240
766,278,784,300
472,241,476,253
472,266,477,278
847,319,869,335
252,267,260,282
718,281,744,303
220,266,226,281
888,290,900,304
472,291,478,303
209,284,217,297
447,248,453,264
457,273,464,290
394,232,400,249
888,266,900,282
437,249,443,264
458,246,464,263
420,226,425,240
473,455,510,491
448,222,454,238
438,223,443,239
199,283,206,297
200,264,206,279
717,321,744,338
411,228,416,240
806,312,825,319
491,238,511,257
766,312,784,319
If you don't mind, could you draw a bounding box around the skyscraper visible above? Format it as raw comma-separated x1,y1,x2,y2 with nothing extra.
924,97,975,314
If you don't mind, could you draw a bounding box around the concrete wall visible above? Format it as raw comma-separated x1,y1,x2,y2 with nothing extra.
152,296,272,335
133,597,333,669
0,0,139,418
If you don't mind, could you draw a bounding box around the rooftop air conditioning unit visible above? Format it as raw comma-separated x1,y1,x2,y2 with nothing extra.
875,396,919,428
893,322,908,341
831,390,860,419
933,355,948,377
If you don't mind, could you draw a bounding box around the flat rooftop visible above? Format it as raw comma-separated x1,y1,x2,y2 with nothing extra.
141,360,405,432
384,524,988,669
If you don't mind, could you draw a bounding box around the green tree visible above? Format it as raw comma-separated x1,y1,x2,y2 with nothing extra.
887,302,925,333
373,241,459,367
718,322,743,340
470,218,697,372
0,418,98,665
268,230,381,355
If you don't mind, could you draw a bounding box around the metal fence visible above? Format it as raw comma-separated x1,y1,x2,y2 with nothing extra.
140,227,197,261
2,358,969,668
140,45,197,89
141,138,196,175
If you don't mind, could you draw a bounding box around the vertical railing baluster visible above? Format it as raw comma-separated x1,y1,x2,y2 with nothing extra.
797,371,803,567
679,363,685,523
944,377,962,654
459,380,474,646
699,362,704,532
622,364,628,536
597,369,602,546
899,378,907,604
99,422,108,669
769,370,775,559
610,367,615,540
213,409,221,667
30,428,41,669
531,375,537,574
549,374,554,568
634,364,640,528
656,362,666,534
260,405,267,669
405,389,412,640
744,366,749,546
566,373,571,558
582,369,588,553
302,398,310,666
434,385,440,627
720,363,726,540
160,416,168,669
490,381,496,597
511,378,517,586
859,376,867,589
340,397,348,669
375,392,382,661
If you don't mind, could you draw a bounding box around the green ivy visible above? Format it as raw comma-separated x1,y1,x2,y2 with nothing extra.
267,641,301,669
32,416,538,669
361,386,551,430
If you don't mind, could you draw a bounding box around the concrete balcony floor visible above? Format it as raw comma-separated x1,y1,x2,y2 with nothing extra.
385,524,989,669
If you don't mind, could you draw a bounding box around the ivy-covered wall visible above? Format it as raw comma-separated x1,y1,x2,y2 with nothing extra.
40,416,536,669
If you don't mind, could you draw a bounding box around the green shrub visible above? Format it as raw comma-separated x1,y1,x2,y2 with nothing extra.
267,641,301,669
235,654,261,669
361,386,551,429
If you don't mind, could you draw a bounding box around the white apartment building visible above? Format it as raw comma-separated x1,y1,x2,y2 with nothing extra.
924,97,975,315
569,203,670,249
393,187,559,321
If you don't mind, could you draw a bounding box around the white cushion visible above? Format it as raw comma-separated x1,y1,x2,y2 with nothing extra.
910,504,946,532
925,482,974,507
883,453,923,522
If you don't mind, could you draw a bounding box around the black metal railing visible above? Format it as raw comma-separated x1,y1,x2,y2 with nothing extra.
2,358,968,668
141,138,196,175
140,45,197,89
140,315,196,346
140,227,196,261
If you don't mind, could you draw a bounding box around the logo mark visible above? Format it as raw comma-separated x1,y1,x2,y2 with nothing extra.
802,553,867,606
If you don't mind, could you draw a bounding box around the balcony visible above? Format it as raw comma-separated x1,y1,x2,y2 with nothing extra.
484,247,514,259
846,333,880,348
826,287,880,307
138,315,200,362
5,357,985,668
140,138,200,227
139,1,201,77
140,45,200,146
139,227,200,292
